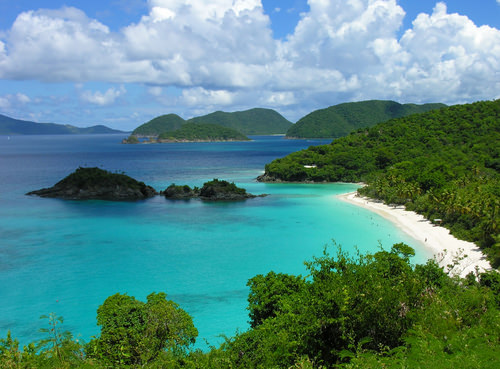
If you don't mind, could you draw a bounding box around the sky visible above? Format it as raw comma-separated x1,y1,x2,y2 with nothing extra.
0,0,499,130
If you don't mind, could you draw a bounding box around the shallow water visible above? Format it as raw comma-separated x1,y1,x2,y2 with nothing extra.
0,134,431,347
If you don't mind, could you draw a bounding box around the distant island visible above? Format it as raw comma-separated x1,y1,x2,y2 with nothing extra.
162,179,263,201
131,113,185,136
126,101,446,142
0,114,124,135
128,108,292,140
26,167,157,200
285,100,446,139
124,123,250,143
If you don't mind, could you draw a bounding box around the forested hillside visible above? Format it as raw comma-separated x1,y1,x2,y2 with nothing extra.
261,100,500,265
157,123,249,141
188,108,292,135
131,114,185,136
130,108,292,138
286,100,446,138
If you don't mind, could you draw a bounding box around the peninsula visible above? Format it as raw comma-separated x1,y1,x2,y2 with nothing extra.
259,99,500,268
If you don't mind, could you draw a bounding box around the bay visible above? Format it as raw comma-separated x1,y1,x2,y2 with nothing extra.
0,134,432,348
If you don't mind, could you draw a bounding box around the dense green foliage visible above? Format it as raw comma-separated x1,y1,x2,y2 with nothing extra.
187,108,292,135
199,178,247,197
132,114,185,136
86,292,197,367
0,114,123,135
158,123,249,141
163,179,254,200
286,100,446,138
262,100,500,265
26,167,158,200
2,244,499,368
54,167,151,193
220,245,500,368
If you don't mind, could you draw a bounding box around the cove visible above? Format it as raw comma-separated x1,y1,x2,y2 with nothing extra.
0,134,432,348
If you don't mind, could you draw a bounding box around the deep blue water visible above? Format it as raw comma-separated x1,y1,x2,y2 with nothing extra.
0,134,432,348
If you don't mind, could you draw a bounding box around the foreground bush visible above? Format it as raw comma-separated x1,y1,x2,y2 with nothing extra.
2,244,499,368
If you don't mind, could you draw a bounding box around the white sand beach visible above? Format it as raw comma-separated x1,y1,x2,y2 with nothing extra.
338,191,492,277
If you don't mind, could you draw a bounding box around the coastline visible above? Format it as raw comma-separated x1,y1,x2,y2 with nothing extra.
337,191,492,277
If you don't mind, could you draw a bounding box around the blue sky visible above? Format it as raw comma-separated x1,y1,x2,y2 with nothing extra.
0,0,499,130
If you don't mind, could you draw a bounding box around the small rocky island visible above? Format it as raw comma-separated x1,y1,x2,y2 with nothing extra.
26,167,158,200
162,179,263,201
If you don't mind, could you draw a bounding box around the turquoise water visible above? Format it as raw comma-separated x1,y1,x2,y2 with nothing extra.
0,134,432,348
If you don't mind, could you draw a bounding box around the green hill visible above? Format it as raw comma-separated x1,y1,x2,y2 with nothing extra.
286,100,446,138
0,114,123,135
157,123,249,142
261,100,500,264
187,108,292,135
132,114,185,136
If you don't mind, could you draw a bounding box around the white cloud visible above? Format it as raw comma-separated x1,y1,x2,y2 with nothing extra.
383,3,500,102
0,97,9,109
0,93,31,109
148,86,163,96
180,87,234,106
0,0,499,120
282,0,405,71
80,86,126,105
0,40,5,61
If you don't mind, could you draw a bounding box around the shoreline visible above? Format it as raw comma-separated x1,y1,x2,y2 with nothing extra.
337,191,492,277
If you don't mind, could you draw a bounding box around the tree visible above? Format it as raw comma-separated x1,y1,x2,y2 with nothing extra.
247,271,306,328
86,292,197,367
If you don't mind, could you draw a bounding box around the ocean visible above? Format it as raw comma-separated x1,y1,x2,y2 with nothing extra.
0,134,432,348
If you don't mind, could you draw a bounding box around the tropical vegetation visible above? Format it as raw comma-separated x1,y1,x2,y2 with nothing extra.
1,244,499,368
26,167,158,200
286,100,446,138
157,123,249,142
163,179,257,200
261,100,500,266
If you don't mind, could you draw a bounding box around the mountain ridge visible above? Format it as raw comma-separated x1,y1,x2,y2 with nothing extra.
286,100,447,138
0,114,124,135
131,108,292,137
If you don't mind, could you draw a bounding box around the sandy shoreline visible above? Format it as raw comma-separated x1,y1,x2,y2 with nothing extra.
337,191,491,277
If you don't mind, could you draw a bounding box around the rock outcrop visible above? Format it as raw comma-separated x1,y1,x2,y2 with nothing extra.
26,167,158,200
162,179,263,201
162,184,199,199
